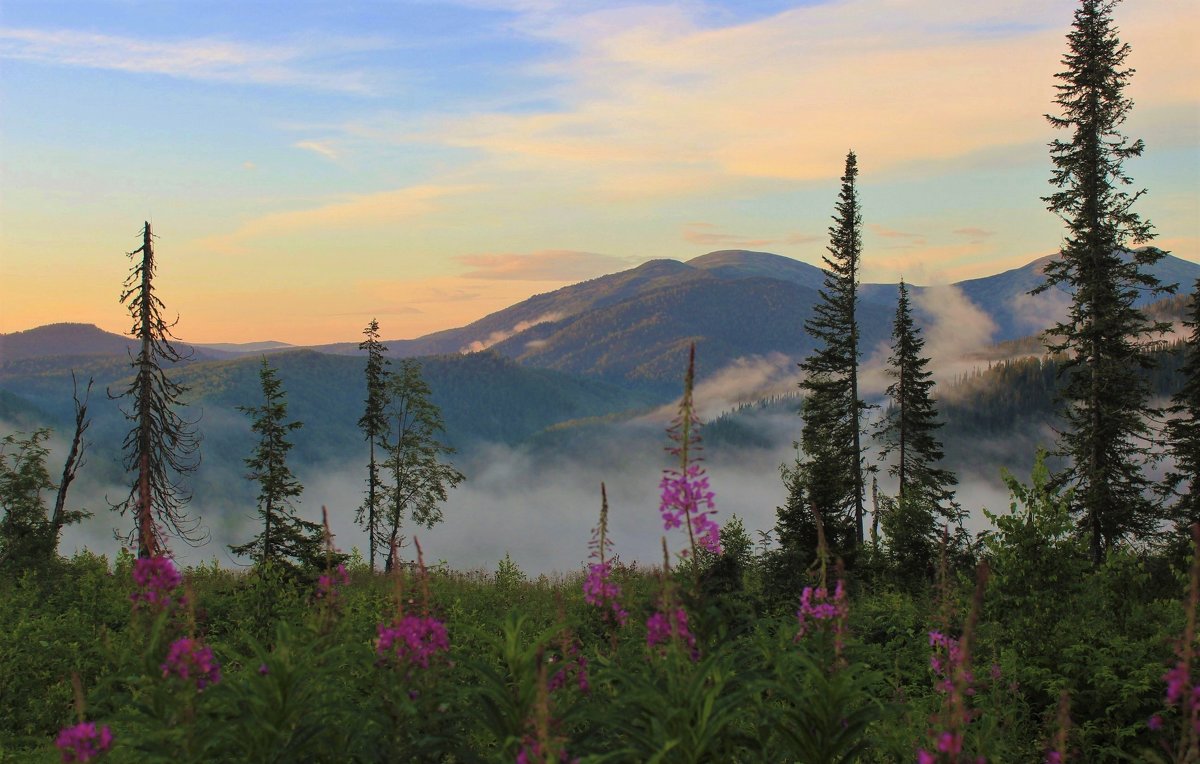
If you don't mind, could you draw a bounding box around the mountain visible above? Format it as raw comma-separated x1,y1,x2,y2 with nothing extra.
0,323,231,363
492,274,895,389
0,323,139,361
376,249,1198,388
686,249,829,291
5,250,1196,393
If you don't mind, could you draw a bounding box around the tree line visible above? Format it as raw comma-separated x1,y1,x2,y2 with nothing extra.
774,0,1200,582
0,225,464,577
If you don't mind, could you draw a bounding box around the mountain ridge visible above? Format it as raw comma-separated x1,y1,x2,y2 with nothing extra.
4,250,1197,387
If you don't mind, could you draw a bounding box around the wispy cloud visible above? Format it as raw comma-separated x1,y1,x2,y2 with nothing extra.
455,249,635,280
682,222,817,249
952,227,995,239
198,183,483,253
294,140,340,160
869,224,928,248
416,0,1196,196
0,27,382,93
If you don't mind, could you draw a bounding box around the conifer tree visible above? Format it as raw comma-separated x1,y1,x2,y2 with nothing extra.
356,318,390,571
876,280,960,573
111,222,202,557
380,358,464,571
1166,281,1200,537
230,358,323,574
1037,0,1171,563
795,150,870,551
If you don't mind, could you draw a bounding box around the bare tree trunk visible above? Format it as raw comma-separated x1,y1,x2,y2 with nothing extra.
136,223,157,558
51,374,93,548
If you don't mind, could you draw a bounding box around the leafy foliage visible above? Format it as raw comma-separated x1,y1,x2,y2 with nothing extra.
379,359,464,571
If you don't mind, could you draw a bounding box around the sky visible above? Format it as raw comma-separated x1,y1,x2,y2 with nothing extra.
1,0,1197,346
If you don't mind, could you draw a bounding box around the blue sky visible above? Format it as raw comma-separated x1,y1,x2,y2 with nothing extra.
1,0,1196,343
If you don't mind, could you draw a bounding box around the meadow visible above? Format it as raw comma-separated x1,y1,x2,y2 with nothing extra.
2,465,1196,764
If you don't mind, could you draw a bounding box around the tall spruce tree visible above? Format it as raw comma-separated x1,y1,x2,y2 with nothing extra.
111,223,202,557
380,358,464,571
1037,0,1171,563
1165,281,1200,538
876,280,960,574
230,358,323,574
356,318,390,572
794,150,869,551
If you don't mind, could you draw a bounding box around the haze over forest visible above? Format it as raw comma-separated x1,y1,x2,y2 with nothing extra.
2,246,1197,573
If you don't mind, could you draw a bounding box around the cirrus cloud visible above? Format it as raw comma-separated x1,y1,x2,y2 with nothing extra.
454,249,637,280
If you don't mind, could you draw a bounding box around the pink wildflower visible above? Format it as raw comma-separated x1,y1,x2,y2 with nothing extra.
795,580,849,654
547,638,589,696
55,722,113,763
130,556,182,612
376,614,450,669
646,607,699,660
658,465,720,555
583,561,628,626
316,563,350,602
161,637,221,690
659,344,721,557
929,630,974,694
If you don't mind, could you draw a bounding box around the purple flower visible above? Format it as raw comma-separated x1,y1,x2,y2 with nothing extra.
161,637,221,690
130,556,182,612
936,731,962,754
376,615,450,669
646,607,698,660
583,561,629,626
658,465,721,555
1045,752,1063,764
917,751,936,764
316,563,350,603
796,580,849,655
1148,714,1164,731
55,722,113,763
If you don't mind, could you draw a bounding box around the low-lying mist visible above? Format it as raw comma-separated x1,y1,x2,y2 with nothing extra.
31,403,1052,577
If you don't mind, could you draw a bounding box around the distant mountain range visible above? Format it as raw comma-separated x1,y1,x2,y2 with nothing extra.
303,248,1199,389
1,248,1195,551
4,248,1195,371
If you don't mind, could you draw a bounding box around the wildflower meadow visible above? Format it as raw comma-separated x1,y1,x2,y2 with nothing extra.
2,350,1198,764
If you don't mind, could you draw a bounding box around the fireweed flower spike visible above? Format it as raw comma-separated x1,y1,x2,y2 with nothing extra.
130,555,183,612
1154,523,1200,757
659,344,720,558
919,562,989,764
161,636,222,690
645,537,700,661
795,579,849,654
376,615,450,669
316,563,349,602
583,483,628,626
55,722,113,763
376,536,450,671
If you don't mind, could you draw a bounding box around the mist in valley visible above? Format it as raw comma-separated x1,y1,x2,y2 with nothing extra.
11,370,1057,578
